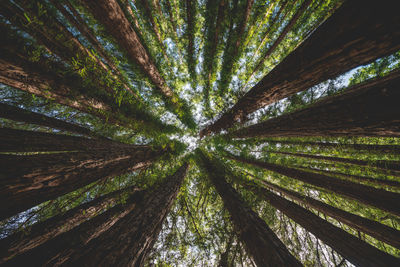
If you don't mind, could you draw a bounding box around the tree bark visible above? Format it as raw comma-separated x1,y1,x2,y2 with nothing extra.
0,145,164,220
0,103,100,138
242,181,400,266
80,0,195,129
255,178,400,249
0,185,141,264
226,154,400,217
298,166,400,189
197,151,301,266
201,0,400,136
271,150,400,176
1,188,145,266
0,127,133,152
230,70,400,138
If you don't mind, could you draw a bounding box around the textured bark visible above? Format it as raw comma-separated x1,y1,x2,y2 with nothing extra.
0,127,134,152
299,167,400,189
250,0,312,79
58,163,189,266
243,181,400,266
227,154,400,217
257,179,400,249
0,185,140,264
2,189,145,267
0,103,99,138
201,0,400,136
0,40,175,134
256,139,400,155
81,0,195,128
272,151,400,176
197,151,301,266
0,145,163,220
230,70,400,138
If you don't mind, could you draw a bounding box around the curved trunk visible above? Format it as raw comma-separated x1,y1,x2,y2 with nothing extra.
230,70,400,139
197,151,301,266
0,145,163,220
226,154,400,217
242,181,399,266
201,0,400,136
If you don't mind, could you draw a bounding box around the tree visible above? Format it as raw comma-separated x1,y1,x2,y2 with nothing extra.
201,0,400,136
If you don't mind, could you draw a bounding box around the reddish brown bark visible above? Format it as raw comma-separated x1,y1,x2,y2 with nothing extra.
230,70,400,138
0,145,163,220
0,103,99,138
243,181,400,266
0,128,133,152
201,0,400,136
256,178,400,249
226,154,400,217
61,163,189,266
272,151,400,176
197,151,301,266
298,167,400,189
1,188,145,266
0,185,141,263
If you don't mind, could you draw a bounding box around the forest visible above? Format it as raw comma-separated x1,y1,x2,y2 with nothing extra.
0,0,399,266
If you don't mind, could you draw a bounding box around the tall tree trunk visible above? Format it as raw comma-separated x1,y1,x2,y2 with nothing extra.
249,0,312,81
271,150,400,176
197,150,301,266
185,0,197,83
201,0,400,136
2,188,145,266
253,176,400,249
80,0,195,129
0,103,100,138
249,139,400,155
60,163,189,266
241,180,399,266
0,185,141,263
230,69,400,138
0,32,176,135
226,154,400,217
0,145,164,220
0,127,133,152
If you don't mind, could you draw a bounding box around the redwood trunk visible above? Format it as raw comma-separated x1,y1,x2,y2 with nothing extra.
243,181,399,266
272,151,400,176
197,151,301,266
201,0,400,136
0,185,141,263
0,103,99,138
58,163,189,266
0,128,133,152
230,70,400,138
257,179,400,249
0,146,163,220
227,154,400,217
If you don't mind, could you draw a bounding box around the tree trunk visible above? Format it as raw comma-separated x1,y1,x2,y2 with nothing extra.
0,103,100,138
197,151,301,266
230,69,400,138
0,185,141,264
201,0,400,136
0,145,164,220
251,139,400,155
242,181,399,266
0,127,134,152
298,166,400,189
226,154,400,217
81,0,195,129
256,178,400,249
2,188,145,266
271,150,400,176
55,163,189,266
